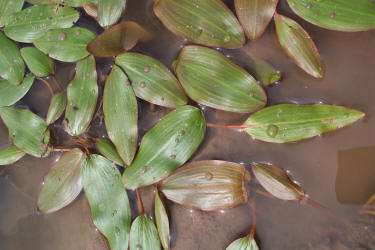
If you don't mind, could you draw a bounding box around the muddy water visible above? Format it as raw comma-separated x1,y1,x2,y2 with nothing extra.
1,0,375,249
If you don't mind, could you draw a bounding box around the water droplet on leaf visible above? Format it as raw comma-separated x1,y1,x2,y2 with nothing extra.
205,172,213,181
306,3,312,8
140,82,146,88
58,33,67,41
267,124,279,138
144,66,150,72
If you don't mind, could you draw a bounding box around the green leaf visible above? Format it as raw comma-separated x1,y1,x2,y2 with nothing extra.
235,0,279,40
154,190,170,250
103,65,137,166
95,138,125,166
38,148,85,213
0,31,25,86
0,76,35,107
56,0,98,7
0,107,50,157
161,160,248,211
21,47,55,77
274,13,323,78
115,52,188,108
97,0,126,27
287,0,375,32
175,45,266,113
82,154,131,250
153,0,245,48
34,27,95,62
226,235,259,250
65,55,98,136
46,91,67,125
0,145,25,166
26,0,57,4
253,60,281,86
243,104,365,143
122,105,205,190
0,0,24,27
129,214,161,250
4,4,79,43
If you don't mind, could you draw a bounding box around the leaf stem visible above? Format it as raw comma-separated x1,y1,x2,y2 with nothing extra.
206,123,255,129
51,147,73,152
37,77,54,96
303,196,331,214
249,199,256,238
136,189,145,214
51,75,63,91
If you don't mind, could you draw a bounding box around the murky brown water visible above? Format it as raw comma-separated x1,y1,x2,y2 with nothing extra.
1,0,375,249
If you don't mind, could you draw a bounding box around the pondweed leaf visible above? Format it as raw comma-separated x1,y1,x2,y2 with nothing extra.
226,235,259,250
82,154,131,250
55,0,98,7
115,52,188,108
46,92,67,125
155,190,170,250
65,56,98,136
97,0,126,27
153,0,245,48
21,47,55,77
95,138,125,166
0,107,50,157
25,0,55,4
287,0,375,32
0,76,35,107
0,0,24,27
253,60,281,86
243,104,365,143
274,13,323,78
83,3,98,21
129,214,161,250
235,0,279,40
38,148,85,213
175,46,266,113
161,160,248,211
0,145,25,166
103,65,137,166
122,105,205,190
4,4,79,43
34,27,96,62
0,31,25,86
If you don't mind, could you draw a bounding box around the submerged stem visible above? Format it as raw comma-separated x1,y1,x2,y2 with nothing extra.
249,199,256,238
51,75,63,91
304,197,331,214
136,189,145,214
37,77,54,96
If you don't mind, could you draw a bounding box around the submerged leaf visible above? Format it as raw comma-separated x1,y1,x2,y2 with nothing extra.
21,47,55,77
97,0,126,27
155,190,170,250
115,52,188,108
38,148,85,213
129,214,161,250
0,0,24,27
153,0,245,48
175,45,266,113
253,60,281,86
0,145,25,166
161,160,248,211
122,105,205,190
46,92,67,125
95,138,125,166
226,235,259,250
274,13,323,78
243,104,365,143
0,76,34,107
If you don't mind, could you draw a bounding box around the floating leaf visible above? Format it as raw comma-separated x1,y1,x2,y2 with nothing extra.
26,0,57,4
21,47,55,77
4,4,79,43
153,0,245,48
65,56,98,136
243,104,365,143
95,138,125,166
115,52,188,108
235,0,279,40
0,0,24,27
82,154,131,250
34,27,95,62
103,65,137,166
0,31,24,86
122,105,205,190
0,145,25,166
226,235,259,250
83,3,98,20
155,190,170,250
129,214,161,250
97,0,126,27
38,148,85,213
46,92,67,125
253,60,281,86
175,45,266,113
0,107,50,157
55,0,98,7
0,76,35,107
87,21,151,57
274,13,323,78
287,0,375,32
161,160,248,211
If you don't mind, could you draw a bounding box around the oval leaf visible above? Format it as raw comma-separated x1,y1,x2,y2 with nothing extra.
235,0,279,40
243,104,365,143
83,3,98,20
0,145,25,166
129,214,161,250
175,45,266,113
0,0,24,27
46,91,67,125
55,0,98,7
155,190,170,250
153,0,245,48
65,55,98,136
21,47,55,77
253,60,281,86
34,27,96,62
103,65,137,166
287,0,375,32
4,4,79,43
82,154,131,250
226,235,259,250
161,160,248,211
38,148,85,213
97,0,126,27
95,138,125,166
115,52,188,108
122,105,206,190
274,13,323,78
0,76,35,107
